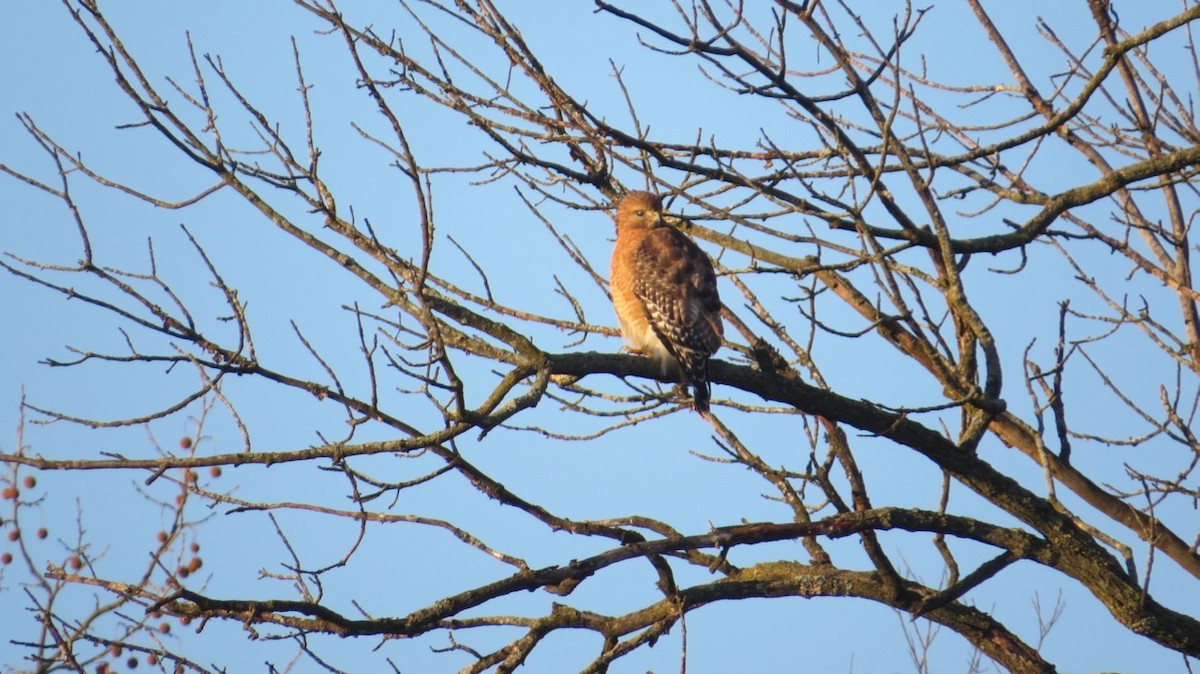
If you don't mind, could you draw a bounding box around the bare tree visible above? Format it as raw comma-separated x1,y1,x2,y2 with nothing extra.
3,1,1200,672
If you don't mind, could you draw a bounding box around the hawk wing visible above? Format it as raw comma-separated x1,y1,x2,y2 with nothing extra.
631,227,723,408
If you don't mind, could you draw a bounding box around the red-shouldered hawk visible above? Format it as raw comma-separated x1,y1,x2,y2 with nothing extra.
610,191,724,413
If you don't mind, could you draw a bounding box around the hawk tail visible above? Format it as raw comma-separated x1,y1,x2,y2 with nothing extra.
690,376,711,414
678,352,713,414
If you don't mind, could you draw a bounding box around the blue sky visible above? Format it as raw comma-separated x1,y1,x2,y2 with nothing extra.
2,2,1198,673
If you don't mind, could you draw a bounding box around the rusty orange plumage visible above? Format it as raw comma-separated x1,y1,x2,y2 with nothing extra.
610,191,723,413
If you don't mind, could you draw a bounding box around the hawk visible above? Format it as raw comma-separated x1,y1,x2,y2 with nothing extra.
610,191,724,413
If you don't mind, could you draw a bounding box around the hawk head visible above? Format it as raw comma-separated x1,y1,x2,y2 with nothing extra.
615,191,664,231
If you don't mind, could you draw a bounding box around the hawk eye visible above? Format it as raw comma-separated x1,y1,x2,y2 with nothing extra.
635,209,646,216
